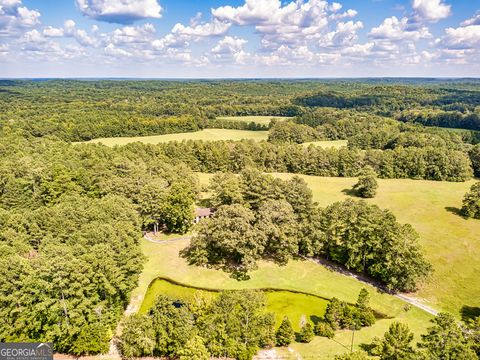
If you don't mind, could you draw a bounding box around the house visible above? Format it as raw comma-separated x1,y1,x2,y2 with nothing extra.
194,207,214,223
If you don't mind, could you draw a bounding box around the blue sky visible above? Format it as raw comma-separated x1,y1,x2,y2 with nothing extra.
0,0,479,77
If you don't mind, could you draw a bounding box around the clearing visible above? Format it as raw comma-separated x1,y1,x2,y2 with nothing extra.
216,115,291,124
84,129,269,146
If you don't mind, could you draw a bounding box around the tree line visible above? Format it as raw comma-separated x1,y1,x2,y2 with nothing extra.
153,139,473,182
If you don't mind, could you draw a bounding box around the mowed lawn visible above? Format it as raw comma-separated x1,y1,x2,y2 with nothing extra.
216,115,291,124
84,129,269,146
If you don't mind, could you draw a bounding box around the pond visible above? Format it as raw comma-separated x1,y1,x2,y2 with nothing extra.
140,278,330,330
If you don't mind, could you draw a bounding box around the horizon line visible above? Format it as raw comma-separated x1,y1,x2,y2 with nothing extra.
1,76,480,81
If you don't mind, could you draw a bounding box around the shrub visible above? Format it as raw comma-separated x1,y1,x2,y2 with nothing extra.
461,182,480,219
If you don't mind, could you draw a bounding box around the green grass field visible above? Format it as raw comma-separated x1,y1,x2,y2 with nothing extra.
132,173,479,358
303,140,348,148
85,129,269,146
216,115,290,124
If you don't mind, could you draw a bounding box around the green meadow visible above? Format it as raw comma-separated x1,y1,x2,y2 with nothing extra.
216,115,290,124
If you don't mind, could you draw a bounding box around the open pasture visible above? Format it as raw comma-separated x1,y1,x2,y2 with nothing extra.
215,115,290,124
84,129,269,146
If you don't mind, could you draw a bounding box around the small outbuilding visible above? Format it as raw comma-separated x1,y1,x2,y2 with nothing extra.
194,207,215,223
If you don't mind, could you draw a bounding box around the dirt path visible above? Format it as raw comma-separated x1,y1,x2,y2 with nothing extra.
309,257,438,316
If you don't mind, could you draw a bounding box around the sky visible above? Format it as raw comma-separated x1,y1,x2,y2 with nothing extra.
0,0,479,78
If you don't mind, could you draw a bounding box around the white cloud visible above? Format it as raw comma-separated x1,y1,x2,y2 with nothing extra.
104,43,132,57
43,26,64,37
172,19,231,38
110,23,156,45
75,0,163,24
75,29,99,47
18,29,87,60
412,0,451,23
436,25,480,50
211,0,358,48
369,16,430,41
64,19,76,35
212,36,247,54
461,11,480,27
319,20,363,47
151,33,188,50
0,0,40,36
341,42,374,57
61,19,100,47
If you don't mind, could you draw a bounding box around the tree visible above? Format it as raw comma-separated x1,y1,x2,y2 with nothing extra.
276,317,295,346
71,322,111,355
255,199,298,264
119,314,155,358
136,180,167,232
160,182,195,233
376,322,416,360
149,295,196,357
461,182,480,219
319,200,431,292
324,297,356,330
418,313,477,360
199,290,275,358
466,316,480,357
469,144,480,178
314,322,335,338
268,121,316,144
182,204,262,278
353,166,378,198
281,175,315,218
299,322,315,343
239,168,284,210
177,336,210,360
209,172,244,207
355,289,376,327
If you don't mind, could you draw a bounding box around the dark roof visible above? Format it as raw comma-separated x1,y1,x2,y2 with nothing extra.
195,207,214,217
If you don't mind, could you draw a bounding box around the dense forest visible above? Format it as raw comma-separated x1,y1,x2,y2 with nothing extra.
1,79,479,141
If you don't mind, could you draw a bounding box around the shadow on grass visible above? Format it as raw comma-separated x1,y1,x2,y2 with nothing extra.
445,206,467,218
460,305,480,322
342,188,359,197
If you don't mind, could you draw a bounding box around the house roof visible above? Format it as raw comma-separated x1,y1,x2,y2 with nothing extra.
195,207,214,217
